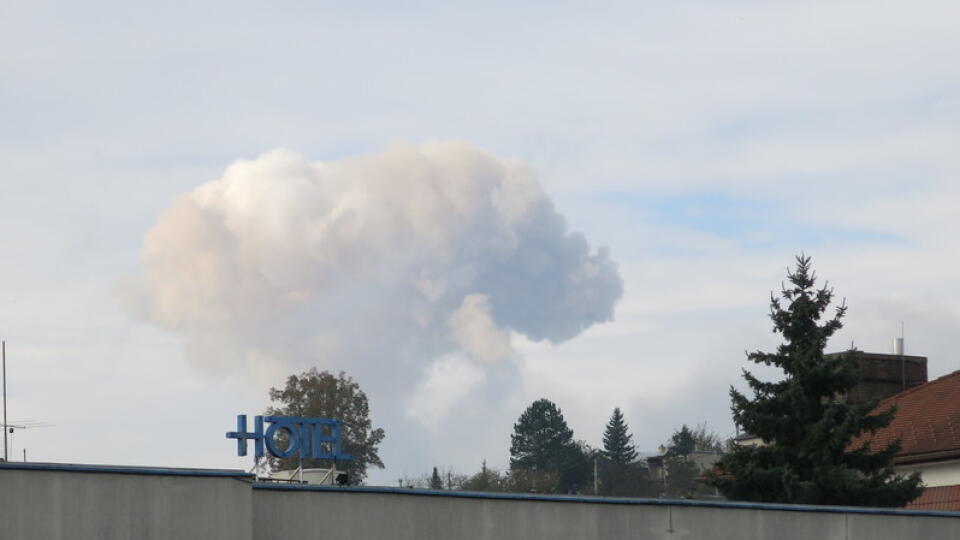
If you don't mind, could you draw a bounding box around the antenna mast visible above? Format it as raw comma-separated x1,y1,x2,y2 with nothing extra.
900,321,906,391
3,340,7,462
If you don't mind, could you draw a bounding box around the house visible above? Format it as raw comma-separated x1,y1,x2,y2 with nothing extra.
726,347,960,509
731,349,929,449
859,369,960,511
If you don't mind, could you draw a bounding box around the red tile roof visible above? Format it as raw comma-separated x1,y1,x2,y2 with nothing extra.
855,369,960,464
906,485,960,511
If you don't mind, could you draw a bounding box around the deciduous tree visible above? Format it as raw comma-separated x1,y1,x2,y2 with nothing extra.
460,461,507,492
266,368,385,485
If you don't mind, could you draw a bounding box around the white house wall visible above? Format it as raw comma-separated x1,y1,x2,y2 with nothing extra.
898,460,960,488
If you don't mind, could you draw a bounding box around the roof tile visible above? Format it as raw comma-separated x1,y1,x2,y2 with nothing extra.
906,485,960,511
854,370,960,459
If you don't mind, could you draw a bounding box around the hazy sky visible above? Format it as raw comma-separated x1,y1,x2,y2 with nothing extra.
2,1,959,484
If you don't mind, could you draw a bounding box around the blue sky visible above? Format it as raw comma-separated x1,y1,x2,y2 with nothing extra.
595,191,905,253
2,1,959,484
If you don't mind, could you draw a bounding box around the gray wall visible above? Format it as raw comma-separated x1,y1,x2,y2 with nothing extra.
252,486,960,540
3,464,960,540
0,465,252,540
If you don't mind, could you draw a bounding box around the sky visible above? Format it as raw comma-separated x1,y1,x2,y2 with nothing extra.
2,1,959,485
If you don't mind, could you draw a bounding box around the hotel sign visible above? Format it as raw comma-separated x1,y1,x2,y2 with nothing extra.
226,415,352,460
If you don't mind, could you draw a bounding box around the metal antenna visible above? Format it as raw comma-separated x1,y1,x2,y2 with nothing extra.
3,421,54,462
3,340,7,462
901,321,906,391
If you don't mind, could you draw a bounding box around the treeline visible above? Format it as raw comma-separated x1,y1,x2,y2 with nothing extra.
270,256,923,508
405,399,725,498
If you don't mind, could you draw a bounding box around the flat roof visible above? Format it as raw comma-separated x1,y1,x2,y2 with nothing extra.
0,461,254,478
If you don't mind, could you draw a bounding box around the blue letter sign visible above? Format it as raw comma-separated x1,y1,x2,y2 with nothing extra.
226,415,352,461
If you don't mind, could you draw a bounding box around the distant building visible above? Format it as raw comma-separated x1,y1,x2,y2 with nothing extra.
829,350,928,406
732,348,929,448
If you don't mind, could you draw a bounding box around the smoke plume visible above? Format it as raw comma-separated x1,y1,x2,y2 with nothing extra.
127,142,622,427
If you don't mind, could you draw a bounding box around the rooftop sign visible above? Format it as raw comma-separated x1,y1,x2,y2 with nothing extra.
226,415,352,460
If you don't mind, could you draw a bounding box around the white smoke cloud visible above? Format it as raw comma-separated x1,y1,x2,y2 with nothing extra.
447,294,512,363
126,141,622,425
406,354,487,428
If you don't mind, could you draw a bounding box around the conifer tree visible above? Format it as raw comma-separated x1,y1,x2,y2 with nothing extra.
510,399,589,493
430,466,444,490
712,255,923,507
598,407,652,497
602,407,638,463
510,399,575,471
664,425,695,458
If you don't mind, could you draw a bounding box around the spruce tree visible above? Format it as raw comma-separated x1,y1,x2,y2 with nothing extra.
430,466,444,490
602,407,638,463
712,255,923,507
599,407,649,497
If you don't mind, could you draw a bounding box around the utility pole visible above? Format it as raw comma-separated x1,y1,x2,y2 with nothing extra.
593,456,599,495
3,340,7,462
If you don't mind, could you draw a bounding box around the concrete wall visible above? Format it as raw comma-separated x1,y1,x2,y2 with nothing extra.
0,463,253,540
3,463,960,540
252,485,960,540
